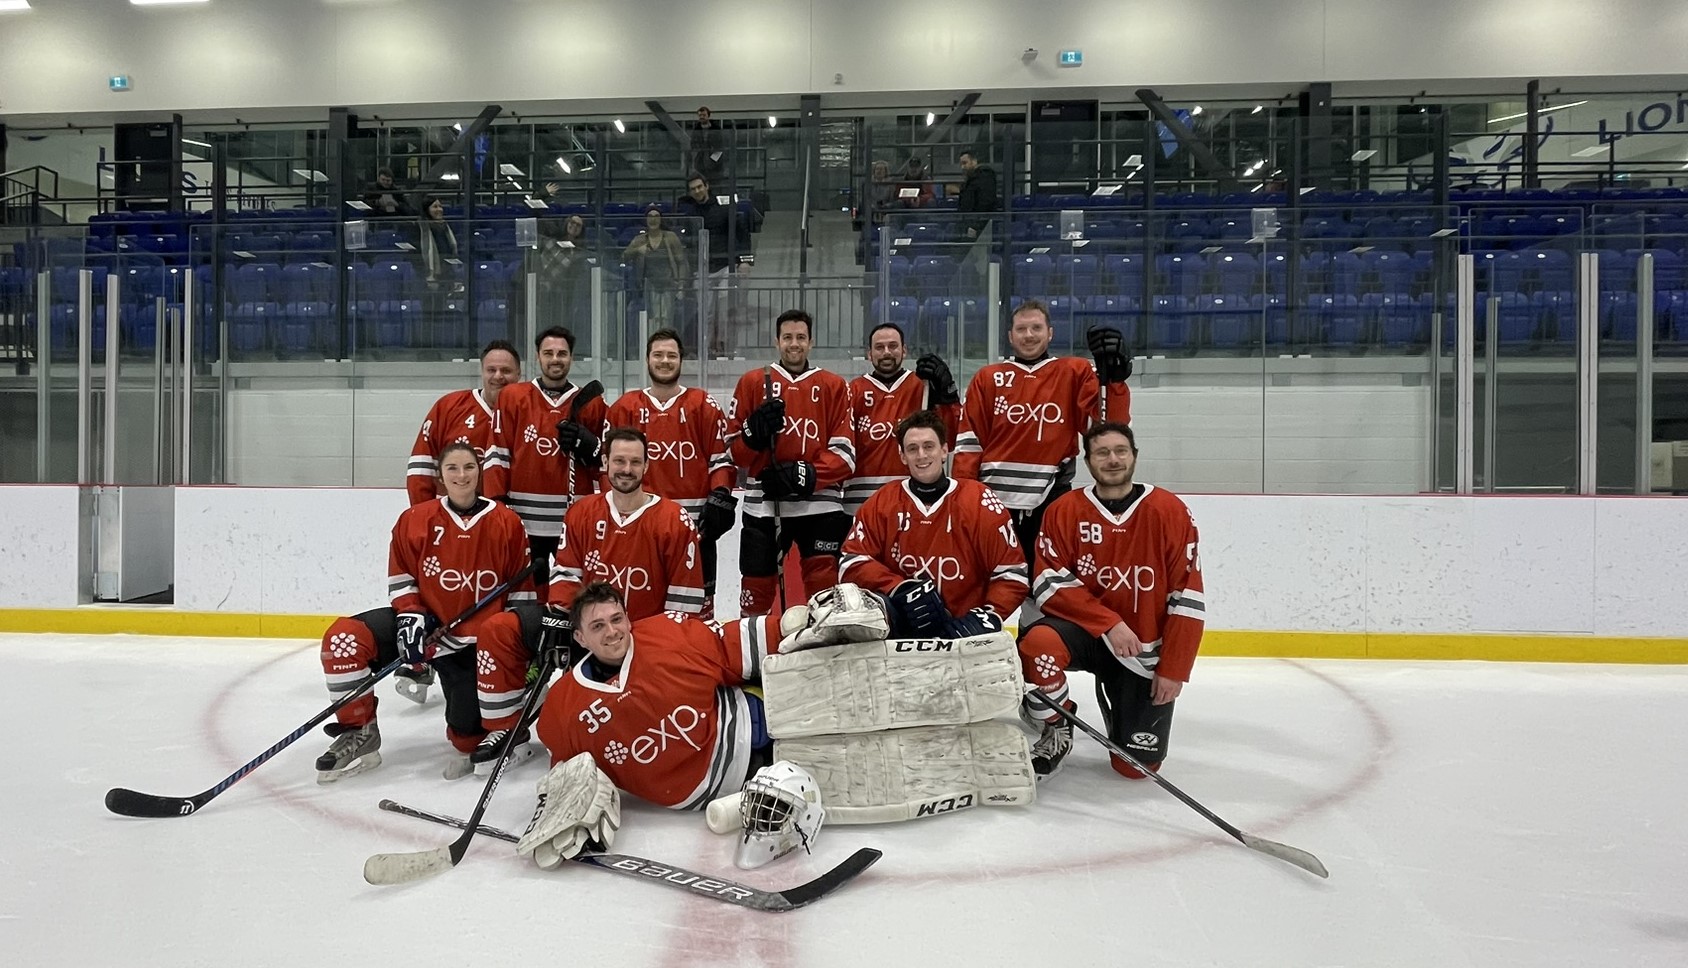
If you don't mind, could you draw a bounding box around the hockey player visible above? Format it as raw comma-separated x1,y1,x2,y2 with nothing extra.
726,309,857,614
315,442,538,783
475,428,707,765
843,323,961,515
839,409,1027,637
532,581,781,812
953,300,1132,567
1018,422,1205,780
603,328,736,617
495,326,609,568
404,340,519,506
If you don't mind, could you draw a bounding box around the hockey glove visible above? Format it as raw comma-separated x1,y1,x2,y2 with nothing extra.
1086,324,1133,384
394,664,435,705
758,460,816,502
944,606,1005,639
740,398,786,451
517,752,622,869
700,486,739,541
554,419,601,466
538,607,574,669
914,353,961,406
395,611,439,665
888,578,948,638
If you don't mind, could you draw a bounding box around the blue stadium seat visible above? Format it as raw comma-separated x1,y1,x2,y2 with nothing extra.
1104,254,1146,297
1372,293,1428,347
1212,252,1259,296
1056,254,1099,296
1156,253,1204,297
1199,294,1250,347
1149,295,1189,350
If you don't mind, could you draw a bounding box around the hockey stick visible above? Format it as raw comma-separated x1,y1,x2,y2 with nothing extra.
763,365,787,612
563,379,606,514
1025,690,1329,879
378,798,881,912
104,559,541,819
362,647,560,884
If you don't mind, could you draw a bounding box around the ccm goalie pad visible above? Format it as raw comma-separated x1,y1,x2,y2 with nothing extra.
761,630,1022,738
773,722,1035,824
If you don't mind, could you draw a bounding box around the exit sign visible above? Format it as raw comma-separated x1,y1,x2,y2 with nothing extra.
108,75,131,92
1058,50,1083,67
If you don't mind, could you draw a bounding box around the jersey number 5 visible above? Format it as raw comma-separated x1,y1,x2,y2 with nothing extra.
579,698,612,734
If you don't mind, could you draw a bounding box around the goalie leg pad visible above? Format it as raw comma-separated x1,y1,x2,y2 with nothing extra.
774,722,1035,824
763,630,1022,738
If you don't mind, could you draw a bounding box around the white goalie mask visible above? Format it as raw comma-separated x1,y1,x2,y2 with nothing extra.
734,760,826,870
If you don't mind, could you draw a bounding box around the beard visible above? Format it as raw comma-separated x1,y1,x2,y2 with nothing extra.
648,366,679,387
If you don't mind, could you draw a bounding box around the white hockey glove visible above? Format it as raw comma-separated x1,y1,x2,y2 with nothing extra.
516,752,621,870
777,583,891,653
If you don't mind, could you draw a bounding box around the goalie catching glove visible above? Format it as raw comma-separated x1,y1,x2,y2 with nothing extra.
1086,324,1132,384
777,583,891,652
516,752,621,870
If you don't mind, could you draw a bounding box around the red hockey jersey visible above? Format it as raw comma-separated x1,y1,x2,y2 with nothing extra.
534,612,781,809
839,478,1029,619
726,364,857,519
603,387,734,517
495,380,609,538
1031,484,1205,681
550,492,706,618
388,497,535,649
405,388,509,505
843,370,962,515
952,356,1131,511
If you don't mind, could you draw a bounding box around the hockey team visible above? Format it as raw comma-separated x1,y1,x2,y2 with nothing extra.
320,299,1205,870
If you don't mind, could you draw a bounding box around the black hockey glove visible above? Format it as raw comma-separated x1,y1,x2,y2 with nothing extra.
396,611,441,664
889,578,948,638
538,607,574,669
1086,325,1132,384
914,353,961,406
757,460,816,501
699,486,738,541
740,397,786,451
554,419,601,466
944,606,1004,639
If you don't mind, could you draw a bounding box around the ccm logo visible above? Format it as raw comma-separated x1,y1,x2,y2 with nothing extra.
893,640,953,653
607,860,755,901
915,793,975,817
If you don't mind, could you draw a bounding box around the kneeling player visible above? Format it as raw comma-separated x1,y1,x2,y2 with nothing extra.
839,410,1028,637
532,582,781,812
1018,423,1205,780
316,442,538,782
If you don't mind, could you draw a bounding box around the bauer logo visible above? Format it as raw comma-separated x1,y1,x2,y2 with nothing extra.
914,793,975,817
607,859,755,900
1129,732,1159,749
892,639,954,653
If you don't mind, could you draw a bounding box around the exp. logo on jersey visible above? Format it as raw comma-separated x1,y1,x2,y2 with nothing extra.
606,704,709,766
648,439,701,464
424,555,503,596
857,416,896,443
584,549,652,591
1089,563,1158,608
896,553,963,584
523,423,564,458
782,415,822,449
992,398,1063,440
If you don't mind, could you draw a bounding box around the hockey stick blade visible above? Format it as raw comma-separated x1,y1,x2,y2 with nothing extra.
361,844,461,886
104,560,538,819
379,799,881,911
1026,690,1329,879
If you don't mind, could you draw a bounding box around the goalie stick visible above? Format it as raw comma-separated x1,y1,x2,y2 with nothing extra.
103,559,540,819
362,646,561,885
378,798,882,912
1025,690,1329,879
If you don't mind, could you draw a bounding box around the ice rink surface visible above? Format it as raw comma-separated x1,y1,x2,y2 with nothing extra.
4,632,1686,968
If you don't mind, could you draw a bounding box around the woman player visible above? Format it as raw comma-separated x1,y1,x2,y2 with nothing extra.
315,441,538,782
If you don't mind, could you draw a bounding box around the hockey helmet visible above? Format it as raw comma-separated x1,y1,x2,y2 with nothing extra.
733,760,825,869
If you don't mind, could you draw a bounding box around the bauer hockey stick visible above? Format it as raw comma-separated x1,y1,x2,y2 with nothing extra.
762,365,787,611
362,647,561,884
103,559,540,819
563,379,606,515
1025,690,1329,878
378,799,881,911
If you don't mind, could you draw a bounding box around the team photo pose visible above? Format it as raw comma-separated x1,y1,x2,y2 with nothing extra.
843,322,961,515
405,339,520,505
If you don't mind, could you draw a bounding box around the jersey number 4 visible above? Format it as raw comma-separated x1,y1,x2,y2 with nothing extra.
579,698,613,733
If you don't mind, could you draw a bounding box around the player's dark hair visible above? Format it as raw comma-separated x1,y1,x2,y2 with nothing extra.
535,326,575,352
573,581,626,617
1083,421,1137,456
868,321,905,347
775,309,813,339
896,409,950,448
603,427,648,451
1011,299,1050,326
646,328,684,356
438,440,479,465
480,339,520,363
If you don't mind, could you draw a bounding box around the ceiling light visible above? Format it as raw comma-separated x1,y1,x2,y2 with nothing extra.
0,1,35,12
556,157,572,174
768,115,778,128
498,163,525,177
925,112,936,126
1191,105,1203,116
1572,145,1609,158
439,172,460,182
613,118,625,134
130,0,211,5
1488,100,1587,125
181,138,211,149
1251,105,1263,115
1351,149,1378,161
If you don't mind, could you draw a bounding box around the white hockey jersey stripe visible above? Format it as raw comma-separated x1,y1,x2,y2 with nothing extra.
663,587,706,613
675,685,752,811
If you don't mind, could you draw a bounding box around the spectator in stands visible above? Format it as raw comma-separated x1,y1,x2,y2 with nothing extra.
533,214,592,330
364,167,413,218
623,206,689,328
692,106,727,182
418,197,459,288
868,160,897,225
956,150,1000,241
896,156,933,209
676,172,752,357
